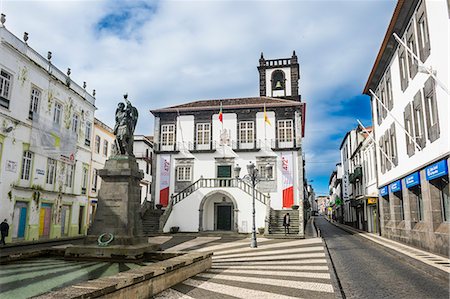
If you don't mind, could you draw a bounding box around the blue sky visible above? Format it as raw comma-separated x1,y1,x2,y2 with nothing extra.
1,0,396,196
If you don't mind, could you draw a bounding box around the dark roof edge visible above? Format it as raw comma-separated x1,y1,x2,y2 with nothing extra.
150,100,303,115
363,0,419,95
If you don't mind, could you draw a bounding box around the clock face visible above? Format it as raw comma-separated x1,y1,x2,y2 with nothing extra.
272,70,285,90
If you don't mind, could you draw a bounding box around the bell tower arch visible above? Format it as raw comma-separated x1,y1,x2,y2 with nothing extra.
257,51,300,101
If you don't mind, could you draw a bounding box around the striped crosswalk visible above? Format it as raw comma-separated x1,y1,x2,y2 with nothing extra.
153,236,336,298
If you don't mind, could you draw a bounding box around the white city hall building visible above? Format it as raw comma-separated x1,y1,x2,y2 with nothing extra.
364,0,449,255
0,20,96,243
150,52,307,236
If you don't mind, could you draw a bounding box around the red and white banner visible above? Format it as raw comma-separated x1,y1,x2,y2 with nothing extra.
159,155,171,207
281,152,294,208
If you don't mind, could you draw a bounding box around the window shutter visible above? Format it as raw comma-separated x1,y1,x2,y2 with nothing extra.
406,23,418,79
390,123,398,166
416,0,431,62
398,47,408,91
404,103,414,157
413,91,426,148
379,137,385,174
423,77,440,142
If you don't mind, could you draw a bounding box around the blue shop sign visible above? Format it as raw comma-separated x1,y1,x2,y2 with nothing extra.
405,172,420,188
379,186,388,197
426,160,448,181
390,180,402,193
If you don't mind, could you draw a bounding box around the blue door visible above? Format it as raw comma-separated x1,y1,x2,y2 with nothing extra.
17,207,27,238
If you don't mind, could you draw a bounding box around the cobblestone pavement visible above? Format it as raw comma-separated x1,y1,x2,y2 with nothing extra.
315,216,450,299
153,237,336,298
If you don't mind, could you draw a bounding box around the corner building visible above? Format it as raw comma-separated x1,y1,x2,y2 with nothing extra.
364,0,449,255
151,52,307,236
0,23,96,242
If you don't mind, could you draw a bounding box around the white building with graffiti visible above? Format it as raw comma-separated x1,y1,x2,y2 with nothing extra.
0,21,96,243
150,52,307,236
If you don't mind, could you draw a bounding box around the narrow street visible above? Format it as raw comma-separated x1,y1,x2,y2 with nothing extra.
315,217,449,299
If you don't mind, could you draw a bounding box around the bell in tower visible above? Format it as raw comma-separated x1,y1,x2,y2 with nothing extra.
257,51,300,101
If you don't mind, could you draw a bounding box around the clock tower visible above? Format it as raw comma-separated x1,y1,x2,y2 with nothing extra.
257,51,300,101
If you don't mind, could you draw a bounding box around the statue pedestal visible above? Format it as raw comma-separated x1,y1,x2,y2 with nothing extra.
66,156,158,261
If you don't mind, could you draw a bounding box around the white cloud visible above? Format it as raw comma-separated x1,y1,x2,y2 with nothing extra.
1,0,396,192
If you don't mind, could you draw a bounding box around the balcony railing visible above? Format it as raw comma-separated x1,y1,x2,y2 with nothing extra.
349,166,362,184
154,138,301,153
172,178,269,206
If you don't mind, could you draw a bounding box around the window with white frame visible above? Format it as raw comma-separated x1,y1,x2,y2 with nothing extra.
278,120,293,143
72,114,79,134
53,102,62,125
423,77,439,142
95,135,101,153
239,121,254,144
85,121,92,146
196,123,210,145
416,0,430,62
20,151,33,180
92,168,98,191
389,124,398,166
398,48,408,91
0,69,12,109
258,163,275,180
82,165,88,194
406,22,419,79
46,158,57,185
65,164,74,188
161,124,175,146
103,140,109,156
29,87,41,119
176,166,192,181
386,71,393,110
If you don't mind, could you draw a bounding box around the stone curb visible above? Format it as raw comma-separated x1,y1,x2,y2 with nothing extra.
0,236,84,250
322,237,345,299
325,217,450,282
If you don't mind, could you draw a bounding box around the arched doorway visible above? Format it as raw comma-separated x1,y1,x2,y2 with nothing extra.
198,190,238,232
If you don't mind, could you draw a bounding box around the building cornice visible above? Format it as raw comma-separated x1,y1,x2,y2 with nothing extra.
363,0,419,95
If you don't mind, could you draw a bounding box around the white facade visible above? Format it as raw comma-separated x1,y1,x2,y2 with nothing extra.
133,135,153,204
152,98,305,234
371,0,449,187
0,24,96,242
88,118,114,225
364,0,449,255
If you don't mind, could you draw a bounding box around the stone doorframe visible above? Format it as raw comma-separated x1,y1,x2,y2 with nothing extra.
198,190,239,232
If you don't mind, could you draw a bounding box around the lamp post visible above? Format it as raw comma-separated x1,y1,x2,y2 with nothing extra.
234,161,273,248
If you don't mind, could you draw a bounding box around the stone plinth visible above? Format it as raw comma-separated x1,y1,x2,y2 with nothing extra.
88,156,145,245
65,243,160,261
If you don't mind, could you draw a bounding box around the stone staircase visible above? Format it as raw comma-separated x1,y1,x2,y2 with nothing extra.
142,209,164,234
268,209,300,236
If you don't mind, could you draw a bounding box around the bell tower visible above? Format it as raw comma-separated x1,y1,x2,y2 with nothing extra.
258,51,300,101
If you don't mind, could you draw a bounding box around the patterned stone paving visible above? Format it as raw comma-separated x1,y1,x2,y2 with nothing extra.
153,237,335,298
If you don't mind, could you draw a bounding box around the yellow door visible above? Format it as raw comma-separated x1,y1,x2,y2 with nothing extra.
39,208,45,236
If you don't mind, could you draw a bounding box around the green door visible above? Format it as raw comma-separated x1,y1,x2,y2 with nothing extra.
217,205,232,230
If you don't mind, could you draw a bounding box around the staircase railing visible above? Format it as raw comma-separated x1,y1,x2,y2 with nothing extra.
172,178,269,206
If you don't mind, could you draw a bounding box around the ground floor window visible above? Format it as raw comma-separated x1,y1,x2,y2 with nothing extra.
412,186,424,222
438,179,450,222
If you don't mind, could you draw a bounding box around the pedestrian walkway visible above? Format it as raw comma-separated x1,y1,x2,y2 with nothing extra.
325,217,450,274
152,236,336,298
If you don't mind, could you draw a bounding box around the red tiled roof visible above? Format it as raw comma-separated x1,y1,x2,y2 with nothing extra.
150,97,302,114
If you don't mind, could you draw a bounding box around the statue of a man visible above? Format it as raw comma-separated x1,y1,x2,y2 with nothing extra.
114,94,138,156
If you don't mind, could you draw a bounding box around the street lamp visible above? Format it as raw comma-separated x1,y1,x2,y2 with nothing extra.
234,161,273,248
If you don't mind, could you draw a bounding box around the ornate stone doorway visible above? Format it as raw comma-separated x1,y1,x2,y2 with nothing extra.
198,190,238,232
